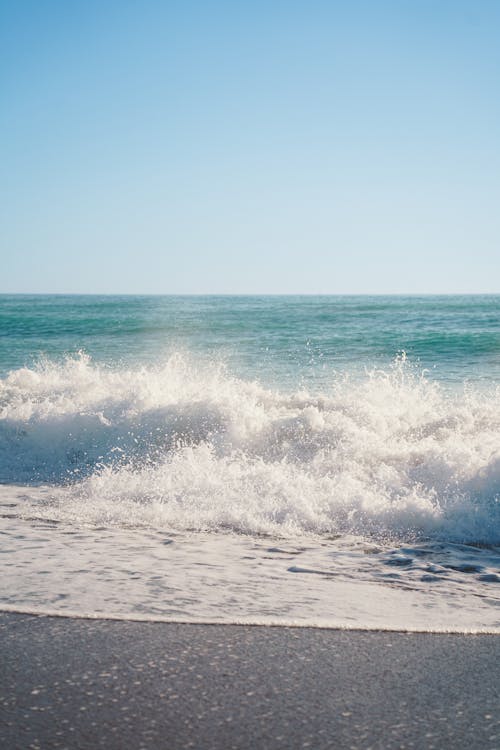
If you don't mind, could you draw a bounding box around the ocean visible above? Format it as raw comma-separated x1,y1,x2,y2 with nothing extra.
1,294,499,631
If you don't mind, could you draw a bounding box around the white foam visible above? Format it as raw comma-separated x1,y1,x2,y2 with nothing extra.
2,605,499,634
1,352,500,543
1,510,499,633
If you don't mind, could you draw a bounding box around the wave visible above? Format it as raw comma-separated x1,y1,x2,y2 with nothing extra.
1,352,499,543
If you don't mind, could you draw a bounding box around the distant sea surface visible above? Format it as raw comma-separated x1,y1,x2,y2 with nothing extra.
1,295,499,631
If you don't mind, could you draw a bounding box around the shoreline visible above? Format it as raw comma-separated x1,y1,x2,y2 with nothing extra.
1,604,499,635
1,612,499,749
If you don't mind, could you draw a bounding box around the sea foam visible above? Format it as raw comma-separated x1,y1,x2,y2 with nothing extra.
1,352,499,543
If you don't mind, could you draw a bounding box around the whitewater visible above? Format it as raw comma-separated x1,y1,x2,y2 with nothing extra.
1,295,499,631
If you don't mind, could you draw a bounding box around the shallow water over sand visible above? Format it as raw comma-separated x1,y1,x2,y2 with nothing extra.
1,486,499,632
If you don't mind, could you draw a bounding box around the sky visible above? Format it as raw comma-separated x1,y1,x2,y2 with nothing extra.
1,0,499,294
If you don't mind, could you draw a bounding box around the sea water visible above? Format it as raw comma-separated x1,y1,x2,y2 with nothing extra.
1,295,499,631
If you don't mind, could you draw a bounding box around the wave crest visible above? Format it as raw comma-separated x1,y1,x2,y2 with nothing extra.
1,353,499,542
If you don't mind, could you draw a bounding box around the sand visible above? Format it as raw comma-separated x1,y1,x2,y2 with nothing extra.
1,612,499,749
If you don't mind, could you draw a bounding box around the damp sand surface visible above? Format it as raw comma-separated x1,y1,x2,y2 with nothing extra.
1,612,499,750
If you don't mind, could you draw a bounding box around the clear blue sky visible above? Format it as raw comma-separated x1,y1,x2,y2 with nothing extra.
1,0,499,293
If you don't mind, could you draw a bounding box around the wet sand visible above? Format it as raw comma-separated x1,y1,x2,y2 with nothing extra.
1,612,499,749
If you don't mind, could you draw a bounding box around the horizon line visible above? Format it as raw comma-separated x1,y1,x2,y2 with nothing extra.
1,291,500,298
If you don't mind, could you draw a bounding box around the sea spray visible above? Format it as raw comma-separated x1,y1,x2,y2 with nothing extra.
1,352,499,543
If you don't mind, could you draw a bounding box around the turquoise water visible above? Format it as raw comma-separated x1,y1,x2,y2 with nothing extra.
1,295,499,630
2,294,500,385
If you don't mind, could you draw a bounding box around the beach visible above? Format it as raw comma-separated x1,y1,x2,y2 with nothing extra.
1,613,499,749
1,295,500,747
3,0,500,742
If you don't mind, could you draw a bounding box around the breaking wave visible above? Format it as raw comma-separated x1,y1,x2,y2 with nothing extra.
1,352,499,543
